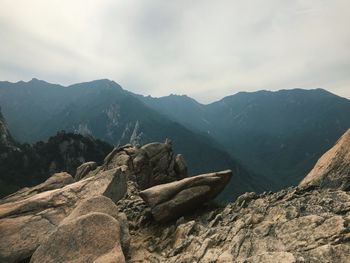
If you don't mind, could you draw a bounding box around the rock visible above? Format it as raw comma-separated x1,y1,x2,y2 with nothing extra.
243,252,297,263
124,187,350,263
75,161,98,181
0,168,127,263
31,196,130,262
103,140,188,189
139,170,232,221
174,154,187,179
300,128,350,190
30,212,125,263
2,138,350,263
60,195,131,256
0,172,74,205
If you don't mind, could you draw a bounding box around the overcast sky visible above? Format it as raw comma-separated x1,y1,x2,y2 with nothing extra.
0,0,349,103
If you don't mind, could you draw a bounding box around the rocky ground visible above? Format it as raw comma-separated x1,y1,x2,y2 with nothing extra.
121,185,350,263
0,132,350,263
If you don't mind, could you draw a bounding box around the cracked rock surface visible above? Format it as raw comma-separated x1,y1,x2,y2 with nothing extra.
123,186,350,263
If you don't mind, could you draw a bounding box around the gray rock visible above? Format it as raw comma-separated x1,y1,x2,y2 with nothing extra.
131,187,350,263
74,161,98,181
103,140,188,189
139,170,232,221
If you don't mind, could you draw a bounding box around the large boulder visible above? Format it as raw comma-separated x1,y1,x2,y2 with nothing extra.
30,212,125,263
103,140,187,189
0,167,127,263
60,195,130,255
31,195,129,263
299,128,350,190
139,170,232,221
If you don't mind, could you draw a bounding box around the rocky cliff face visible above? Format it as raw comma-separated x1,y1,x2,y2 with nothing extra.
299,128,350,190
0,109,16,149
0,138,349,263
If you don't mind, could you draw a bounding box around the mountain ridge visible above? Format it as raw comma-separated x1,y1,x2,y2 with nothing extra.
1,79,349,194
0,85,258,200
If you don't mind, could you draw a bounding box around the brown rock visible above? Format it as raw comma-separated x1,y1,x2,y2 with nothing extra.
0,168,127,263
0,172,74,205
59,195,131,256
139,170,232,221
299,128,350,190
30,212,125,263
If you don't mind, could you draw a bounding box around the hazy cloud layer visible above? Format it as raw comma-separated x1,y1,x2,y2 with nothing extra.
0,0,349,103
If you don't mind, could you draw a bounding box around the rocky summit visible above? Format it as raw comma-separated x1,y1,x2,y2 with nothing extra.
0,136,350,263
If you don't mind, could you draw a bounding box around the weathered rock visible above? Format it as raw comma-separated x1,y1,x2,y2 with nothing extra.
140,170,232,221
0,168,127,263
74,161,98,181
30,212,125,263
300,128,350,190
126,187,350,263
61,195,130,255
2,137,350,263
103,140,187,189
0,172,74,205
29,195,130,263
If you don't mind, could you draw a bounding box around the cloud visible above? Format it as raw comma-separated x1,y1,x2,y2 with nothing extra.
0,0,349,102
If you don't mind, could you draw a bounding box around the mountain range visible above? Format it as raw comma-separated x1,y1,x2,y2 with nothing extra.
139,88,350,190
1,78,349,196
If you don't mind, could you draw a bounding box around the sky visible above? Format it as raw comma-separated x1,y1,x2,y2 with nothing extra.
0,0,349,103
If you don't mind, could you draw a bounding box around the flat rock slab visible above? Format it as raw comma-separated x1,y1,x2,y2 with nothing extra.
140,170,232,221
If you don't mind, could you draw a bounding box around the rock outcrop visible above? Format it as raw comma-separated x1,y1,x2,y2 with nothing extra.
1,137,350,263
300,128,350,190
103,140,187,189
125,187,350,263
140,170,232,221
0,168,127,262
30,196,129,263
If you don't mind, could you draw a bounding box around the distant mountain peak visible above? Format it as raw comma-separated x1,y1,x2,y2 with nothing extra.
28,78,49,84
68,79,123,90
